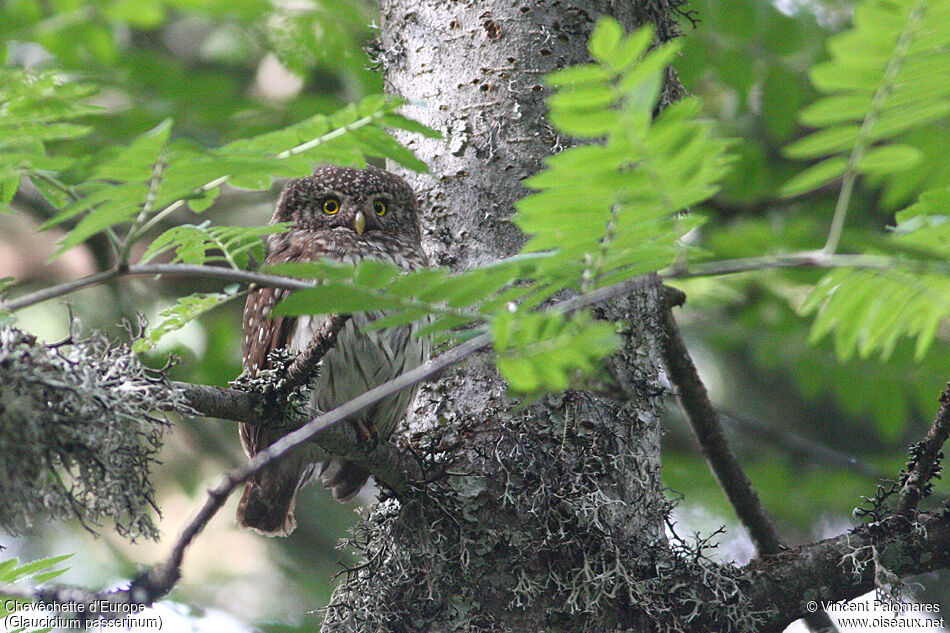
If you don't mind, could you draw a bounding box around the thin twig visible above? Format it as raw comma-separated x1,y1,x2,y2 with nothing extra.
0,264,316,312
129,331,489,603
663,252,894,279
1,268,123,312
23,269,660,607
31,173,122,256
719,411,888,481
896,381,950,518
283,314,350,391
118,154,168,265
4,249,947,316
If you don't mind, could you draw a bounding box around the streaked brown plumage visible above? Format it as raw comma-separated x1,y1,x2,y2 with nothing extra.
237,165,429,536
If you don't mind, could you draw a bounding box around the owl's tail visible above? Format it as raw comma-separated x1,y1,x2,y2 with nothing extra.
236,459,368,536
236,469,301,537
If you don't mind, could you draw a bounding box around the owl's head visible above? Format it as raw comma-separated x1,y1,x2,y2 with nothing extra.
272,165,420,241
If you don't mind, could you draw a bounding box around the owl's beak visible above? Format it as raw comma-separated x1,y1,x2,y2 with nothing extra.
354,210,366,236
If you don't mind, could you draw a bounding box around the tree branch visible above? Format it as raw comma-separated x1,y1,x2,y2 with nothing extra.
663,252,895,279
719,410,889,481
9,259,948,627
659,293,950,633
896,381,950,518
742,512,950,633
170,381,267,424
8,271,668,611
0,263,319,313
658,290,784,555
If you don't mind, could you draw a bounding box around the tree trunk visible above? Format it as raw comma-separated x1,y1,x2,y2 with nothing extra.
321,2,691,631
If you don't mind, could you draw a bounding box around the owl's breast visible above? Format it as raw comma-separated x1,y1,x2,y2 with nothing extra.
291,312,429,437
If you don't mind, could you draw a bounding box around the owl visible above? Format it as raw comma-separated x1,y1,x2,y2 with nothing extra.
237,165,429,536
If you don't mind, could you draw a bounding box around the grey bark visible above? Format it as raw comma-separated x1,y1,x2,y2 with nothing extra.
320,2,694,632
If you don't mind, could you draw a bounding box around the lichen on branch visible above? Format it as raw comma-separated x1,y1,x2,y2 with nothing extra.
0,324,188,540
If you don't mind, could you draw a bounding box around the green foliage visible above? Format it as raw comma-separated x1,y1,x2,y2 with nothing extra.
266,0,375,77
691,288,950,439
680,0,950,368
801,267,950,361
781,0,950,196
5,0,950,623
518,20,731,295
3,1,948,400
29,95,431,260
0,68,100,211
0,553,72,632
0,555,72,591
800,185,950,360
4,16,733,394
493,311,620,393
133,286,244,353
258,19,734,393
141,222,289,268
1,0,380,152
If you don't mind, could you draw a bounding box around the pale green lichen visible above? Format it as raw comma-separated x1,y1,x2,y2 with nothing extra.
0,325,184,540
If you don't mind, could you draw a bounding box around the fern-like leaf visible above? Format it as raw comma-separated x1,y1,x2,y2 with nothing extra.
782,0,950,196
493,310,620,392
134,287,244,353
801,186,950,360
0,69,100,212
517,19,731,295
35,96,436,260
141,222,289,269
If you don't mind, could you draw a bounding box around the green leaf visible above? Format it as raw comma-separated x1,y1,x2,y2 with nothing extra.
274,284,406,315
605,24,654,72
546,64,614,87
895,186,950,223
588,17,624,63
5,554,72,582
801,267,950,361
799,94,873,126
779,157,848,198
517,24,731,296
784,126,860,160
354,259,401,288
0,558,19,582
134,289,243,353
782,0,950,212
349,126,429,172
92,119,172,182
493,311,620,393
141,223,289,268
380,113,443,139
857,144,923,176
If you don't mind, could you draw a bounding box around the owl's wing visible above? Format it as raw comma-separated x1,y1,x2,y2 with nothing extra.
239,239,307,457
242,284,294,374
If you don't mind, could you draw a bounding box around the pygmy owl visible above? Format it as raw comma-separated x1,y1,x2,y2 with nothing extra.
237,165,429,536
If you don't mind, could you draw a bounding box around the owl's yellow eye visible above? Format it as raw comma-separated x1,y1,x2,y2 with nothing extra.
322,198,340,215
373,200,387,216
